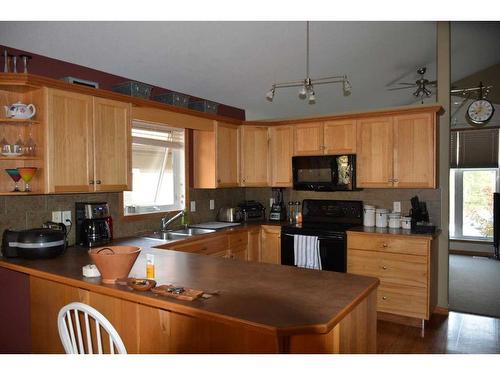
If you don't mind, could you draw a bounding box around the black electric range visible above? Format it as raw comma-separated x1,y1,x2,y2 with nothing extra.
281,199,363,272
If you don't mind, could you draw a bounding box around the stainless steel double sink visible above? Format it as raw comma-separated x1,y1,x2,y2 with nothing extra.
143,227,216,242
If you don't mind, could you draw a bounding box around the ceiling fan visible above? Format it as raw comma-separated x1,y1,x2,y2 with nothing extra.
388,67,437,101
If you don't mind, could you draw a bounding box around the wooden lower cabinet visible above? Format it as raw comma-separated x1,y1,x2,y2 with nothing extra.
160,225,281,265
347,232,437,321
260,225,281,265
28,276,376,354
247,227,261,262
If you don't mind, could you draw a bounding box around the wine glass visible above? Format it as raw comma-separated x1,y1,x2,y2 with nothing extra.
25,124,36,156
17,167,37,192
5,168,21,192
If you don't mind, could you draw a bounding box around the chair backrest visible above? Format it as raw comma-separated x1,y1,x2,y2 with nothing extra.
57,302,127,354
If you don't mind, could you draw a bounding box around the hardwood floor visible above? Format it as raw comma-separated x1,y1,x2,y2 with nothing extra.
378,311,500,353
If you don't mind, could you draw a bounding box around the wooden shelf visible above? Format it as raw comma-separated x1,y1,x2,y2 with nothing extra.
0,191,44,196
0,119,40,125
0,156,41,161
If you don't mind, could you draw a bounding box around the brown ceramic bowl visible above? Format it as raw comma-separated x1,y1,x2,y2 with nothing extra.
88,246,141,284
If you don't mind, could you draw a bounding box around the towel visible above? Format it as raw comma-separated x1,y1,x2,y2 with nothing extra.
293,235,322,270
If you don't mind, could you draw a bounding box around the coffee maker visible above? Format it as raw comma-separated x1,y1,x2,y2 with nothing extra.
75,202,113,247
269,188,286,221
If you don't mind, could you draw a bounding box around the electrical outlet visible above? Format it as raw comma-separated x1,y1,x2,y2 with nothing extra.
209,200,214,210
190,201,196,212
62,211,72,225
52,211,62,223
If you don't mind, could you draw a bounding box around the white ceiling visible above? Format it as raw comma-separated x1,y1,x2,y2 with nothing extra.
1,21,499,120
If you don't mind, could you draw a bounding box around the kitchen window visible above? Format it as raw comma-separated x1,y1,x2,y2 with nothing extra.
449,129,500,240
123,122,186,216
450,168,499,240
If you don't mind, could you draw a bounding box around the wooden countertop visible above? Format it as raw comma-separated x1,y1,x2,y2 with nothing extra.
347,226,440,240
0,238,378,336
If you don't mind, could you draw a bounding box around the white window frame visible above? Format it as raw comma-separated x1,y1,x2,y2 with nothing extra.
450,167,499,241
123,122,186,216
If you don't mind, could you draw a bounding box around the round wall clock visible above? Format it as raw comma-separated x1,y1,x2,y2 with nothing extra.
466,99,495,126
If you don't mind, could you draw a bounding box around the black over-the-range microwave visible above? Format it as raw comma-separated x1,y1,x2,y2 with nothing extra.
292,154,356,191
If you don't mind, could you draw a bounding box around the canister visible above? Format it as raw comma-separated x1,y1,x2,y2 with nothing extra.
375,208,389,228
388,213,401,229
401,216,412,230
363,205,376,227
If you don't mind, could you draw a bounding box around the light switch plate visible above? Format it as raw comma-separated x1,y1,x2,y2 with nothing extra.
52,211,62,223
190,201,196,212
209,200,214,210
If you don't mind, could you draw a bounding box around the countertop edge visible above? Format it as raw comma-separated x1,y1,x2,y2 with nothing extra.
0,258,378,336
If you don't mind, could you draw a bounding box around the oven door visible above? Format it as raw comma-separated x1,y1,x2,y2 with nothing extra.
280,232,347,272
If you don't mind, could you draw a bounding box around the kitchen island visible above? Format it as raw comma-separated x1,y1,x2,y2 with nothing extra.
0,239,378,354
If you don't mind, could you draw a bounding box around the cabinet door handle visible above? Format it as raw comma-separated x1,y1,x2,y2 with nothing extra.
95,180,102,184
217,179,221,183
382,296,388,300
382,265,387,270
382,243,388,248
89,180,94,185
393,178,399,182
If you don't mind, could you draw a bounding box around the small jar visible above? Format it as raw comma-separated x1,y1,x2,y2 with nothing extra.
375,208,389,228
388,213,401,229
288,202,295,224
294,201,301,223
363,205,376,227
401,216,412,230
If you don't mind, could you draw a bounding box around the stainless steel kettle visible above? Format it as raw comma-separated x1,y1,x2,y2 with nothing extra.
217,207,242,222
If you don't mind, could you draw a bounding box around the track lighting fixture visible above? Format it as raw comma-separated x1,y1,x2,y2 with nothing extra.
265,22,351,105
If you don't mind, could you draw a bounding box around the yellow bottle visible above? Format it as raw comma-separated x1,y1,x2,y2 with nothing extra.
146,254,155,279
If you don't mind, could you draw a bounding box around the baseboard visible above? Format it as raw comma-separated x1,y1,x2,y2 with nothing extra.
449,249,493,257
433,306,449,316
377,312,422,328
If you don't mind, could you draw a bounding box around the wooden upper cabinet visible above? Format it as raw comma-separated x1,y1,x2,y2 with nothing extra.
46,89,131,193
193,121,239,188
393,113,436,188
356,117,394,188
323,120,356,155
293,122,324,155
269,125,294,187
240,126,269,186
216,122,239,187
47,89,94,193
93,97,131,192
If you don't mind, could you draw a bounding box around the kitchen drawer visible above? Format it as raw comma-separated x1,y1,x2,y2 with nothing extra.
170,234,228,255
228,231,248,249
377,283,428,319
348,249,428,288
348,233,429,256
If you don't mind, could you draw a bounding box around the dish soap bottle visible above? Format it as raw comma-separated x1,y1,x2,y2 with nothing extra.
181,209,189,227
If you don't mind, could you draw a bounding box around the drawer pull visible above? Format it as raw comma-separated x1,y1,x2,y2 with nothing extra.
382,243,388,248
382,265,387,270
382,296,388,300
201,247,207,251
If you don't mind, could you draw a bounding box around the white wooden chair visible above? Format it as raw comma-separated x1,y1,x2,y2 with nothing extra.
57,302,127,354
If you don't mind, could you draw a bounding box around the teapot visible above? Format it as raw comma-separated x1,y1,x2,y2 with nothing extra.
4,102,36,119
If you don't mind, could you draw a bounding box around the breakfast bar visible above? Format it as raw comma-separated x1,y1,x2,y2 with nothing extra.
0,242,379,354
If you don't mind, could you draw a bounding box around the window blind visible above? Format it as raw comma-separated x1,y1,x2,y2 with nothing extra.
450,129,499,168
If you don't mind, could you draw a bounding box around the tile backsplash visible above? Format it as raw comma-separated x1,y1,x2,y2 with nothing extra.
0,187,441,246
245,187,442,226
